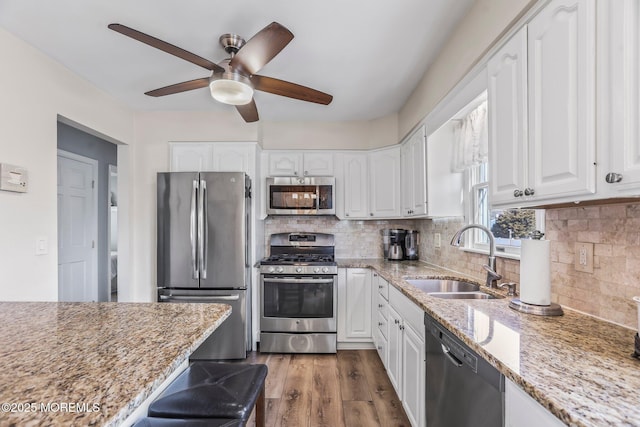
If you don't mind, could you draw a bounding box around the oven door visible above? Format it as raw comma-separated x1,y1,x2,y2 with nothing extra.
261,275,337,333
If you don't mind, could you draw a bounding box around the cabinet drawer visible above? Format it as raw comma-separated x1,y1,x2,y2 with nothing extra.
374,329,388,366
377,310,388,339
389,285,425,340
377,292,388,319
376,275,389,300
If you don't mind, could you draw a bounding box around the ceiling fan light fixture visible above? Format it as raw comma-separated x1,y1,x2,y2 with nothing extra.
209,72,254,105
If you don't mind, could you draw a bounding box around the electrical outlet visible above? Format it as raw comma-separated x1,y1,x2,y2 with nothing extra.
574,242,594,273
434,233,441,248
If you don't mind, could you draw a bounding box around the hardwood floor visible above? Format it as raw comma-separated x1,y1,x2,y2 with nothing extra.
243,350,411,427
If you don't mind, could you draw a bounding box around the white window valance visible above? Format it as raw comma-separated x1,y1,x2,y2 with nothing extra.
452,100,488,172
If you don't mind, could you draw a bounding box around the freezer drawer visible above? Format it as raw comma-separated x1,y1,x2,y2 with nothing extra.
158,289,249,360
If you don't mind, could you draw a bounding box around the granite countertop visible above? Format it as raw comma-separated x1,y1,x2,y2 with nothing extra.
337,258,640,427
0,302,231,426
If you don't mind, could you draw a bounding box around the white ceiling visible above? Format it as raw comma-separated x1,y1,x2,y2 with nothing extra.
0,0,474,122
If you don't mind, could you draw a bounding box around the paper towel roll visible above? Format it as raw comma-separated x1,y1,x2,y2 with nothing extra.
520,239,551,306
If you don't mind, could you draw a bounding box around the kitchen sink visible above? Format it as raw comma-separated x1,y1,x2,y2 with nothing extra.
404,279,480,293
428,291,499,300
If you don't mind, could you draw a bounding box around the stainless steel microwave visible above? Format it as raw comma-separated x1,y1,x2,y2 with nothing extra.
266,177,335,215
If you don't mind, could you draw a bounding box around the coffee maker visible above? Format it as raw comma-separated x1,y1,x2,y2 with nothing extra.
382,229,407,261
405,230,419,260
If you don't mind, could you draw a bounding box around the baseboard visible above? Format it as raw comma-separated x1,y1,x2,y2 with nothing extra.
337,341,375,350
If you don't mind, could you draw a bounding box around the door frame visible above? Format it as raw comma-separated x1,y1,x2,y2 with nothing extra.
57,149,99,301
107,164,117,301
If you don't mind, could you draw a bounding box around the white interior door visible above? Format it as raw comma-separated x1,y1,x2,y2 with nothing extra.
57,150,98,302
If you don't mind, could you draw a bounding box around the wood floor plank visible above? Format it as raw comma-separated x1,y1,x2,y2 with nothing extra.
337,350,372,401
310,355,345,427
359,350,411,427
264,354,292,399
343,401,381,427
275,354,314,427
265,398,281,427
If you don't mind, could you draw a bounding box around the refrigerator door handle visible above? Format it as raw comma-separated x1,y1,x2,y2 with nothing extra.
190,179,199,279
199,179,208,279
159,294,240,302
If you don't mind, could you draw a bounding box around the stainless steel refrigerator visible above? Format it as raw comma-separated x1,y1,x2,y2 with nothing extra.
157,171,251,360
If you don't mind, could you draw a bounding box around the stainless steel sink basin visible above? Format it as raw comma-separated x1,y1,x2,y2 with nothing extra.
428,292,499,300
404,279,480,293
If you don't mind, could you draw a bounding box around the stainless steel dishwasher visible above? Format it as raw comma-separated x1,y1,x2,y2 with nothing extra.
425,313,504,427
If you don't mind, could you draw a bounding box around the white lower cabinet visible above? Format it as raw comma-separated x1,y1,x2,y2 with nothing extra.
337,268,373,344
505,378,564,427
386,284,426,427
373,272,389,365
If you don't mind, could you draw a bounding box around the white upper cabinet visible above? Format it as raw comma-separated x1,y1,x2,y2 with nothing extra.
488,0,596,207
340,146,401,219
401,125,427,217
267,151,334,176
599,1,640,194
369,146,401,218
212,143,255,174
170,143,214,172
488,27,528,205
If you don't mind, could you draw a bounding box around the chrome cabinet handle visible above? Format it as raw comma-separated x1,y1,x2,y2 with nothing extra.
605,172,623,183
513,189,524,197
524,187,535,196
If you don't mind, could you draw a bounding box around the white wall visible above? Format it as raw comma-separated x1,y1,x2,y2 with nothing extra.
398,0,535,138
0,27,133,301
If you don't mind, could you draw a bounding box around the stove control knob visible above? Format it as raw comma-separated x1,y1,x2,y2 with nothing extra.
268,266,275,273
276,266,284,273
295,267,303,273
313,267,321,273
322,267,329,273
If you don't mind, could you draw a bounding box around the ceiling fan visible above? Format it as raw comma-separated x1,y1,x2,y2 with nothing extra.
108,22,333,122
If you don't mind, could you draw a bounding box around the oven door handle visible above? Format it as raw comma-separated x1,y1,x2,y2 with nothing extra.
262,277,335,284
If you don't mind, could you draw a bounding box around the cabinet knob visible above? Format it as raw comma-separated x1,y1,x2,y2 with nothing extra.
378,285,383,289
304,171,308,176
605,172,623,184
394,319,400,324
400,325,405,330
370,213,374,216
524,187,535,196
378,304,384,308
377,346,382,350
513,189,524,197
345,213,349,217
378,322,384,326
293,171,298,176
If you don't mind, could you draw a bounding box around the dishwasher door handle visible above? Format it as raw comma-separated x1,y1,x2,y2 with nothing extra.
441,344,463,367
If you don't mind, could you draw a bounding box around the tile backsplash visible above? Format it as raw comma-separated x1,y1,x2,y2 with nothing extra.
265,202,640,330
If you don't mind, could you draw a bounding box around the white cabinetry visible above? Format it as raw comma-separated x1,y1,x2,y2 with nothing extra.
387,285,425,427
267,151,334,176
337,268,373,345
340,146,401,219
505,378,564,427
599,1,640,195
488,0,596,207
401,125,427,217
170,143,214,171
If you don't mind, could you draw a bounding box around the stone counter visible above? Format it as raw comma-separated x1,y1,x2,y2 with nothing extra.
0,302,231,426
338,259,640,427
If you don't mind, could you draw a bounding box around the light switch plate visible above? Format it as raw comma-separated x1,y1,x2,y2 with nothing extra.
35,237,48,255
574,242,594,273
434,233,441,248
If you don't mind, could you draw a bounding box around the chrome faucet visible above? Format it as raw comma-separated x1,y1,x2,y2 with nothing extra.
450,224,502,289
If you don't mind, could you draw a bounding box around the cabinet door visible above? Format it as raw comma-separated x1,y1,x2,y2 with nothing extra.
268,152,302,176
212,144,253,175
339,268,372,341
386,305,403,396
402,323,425,427
604,1,640,193
342,153,369,219
527,0,596,200
401,142,414,215
487,27,528,205
369,146,401,218
303,152,334,176
505,379,564,427
170,143,214,172
411,129,428,216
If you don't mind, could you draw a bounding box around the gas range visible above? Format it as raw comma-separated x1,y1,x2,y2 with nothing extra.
259,232,337,275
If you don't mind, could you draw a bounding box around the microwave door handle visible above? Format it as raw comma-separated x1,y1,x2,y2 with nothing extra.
191,180,199,279
198,179,208,279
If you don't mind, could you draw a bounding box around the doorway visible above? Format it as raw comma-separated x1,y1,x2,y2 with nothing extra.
57,150,98,301
108,165,118,301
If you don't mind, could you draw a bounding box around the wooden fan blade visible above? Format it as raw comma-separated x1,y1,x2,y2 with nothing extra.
108,23,224,73
252,75,333,105
144,77,210,97
229,22,293,75
236,99,259,122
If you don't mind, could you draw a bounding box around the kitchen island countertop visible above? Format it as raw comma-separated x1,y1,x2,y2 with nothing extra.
0,301,231,426
338,258,640,427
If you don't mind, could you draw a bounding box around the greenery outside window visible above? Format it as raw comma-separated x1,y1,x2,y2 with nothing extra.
466,163,544,257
